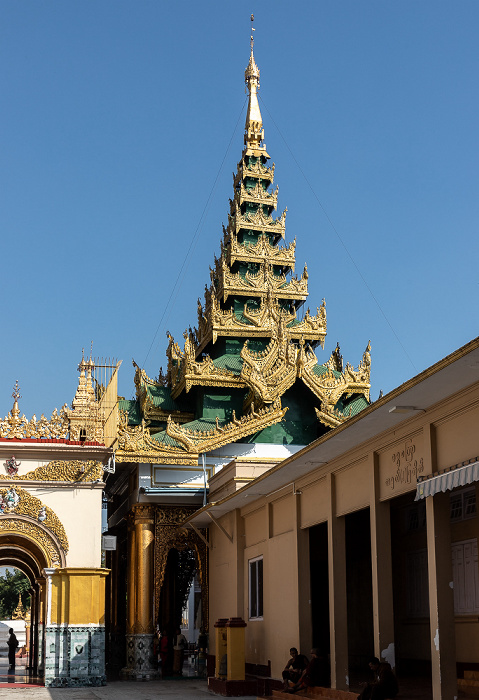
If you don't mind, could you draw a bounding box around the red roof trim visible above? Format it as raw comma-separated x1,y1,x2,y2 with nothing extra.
0,438,105,446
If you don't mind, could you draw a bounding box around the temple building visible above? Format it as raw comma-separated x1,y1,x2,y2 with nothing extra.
2,22,479,700
104,27,371,681
0,358,119,686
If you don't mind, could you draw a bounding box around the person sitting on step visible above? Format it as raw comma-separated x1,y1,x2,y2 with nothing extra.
282,647,309,689
357,656,398,700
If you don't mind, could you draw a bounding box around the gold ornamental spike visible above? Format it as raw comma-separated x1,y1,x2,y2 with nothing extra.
244,14,264,150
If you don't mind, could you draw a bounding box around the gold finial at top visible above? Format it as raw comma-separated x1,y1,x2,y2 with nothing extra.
244,14,264,150
10,380,21,420
12,381,21,403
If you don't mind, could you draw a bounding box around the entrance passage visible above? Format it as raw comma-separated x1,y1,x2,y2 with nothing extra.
309,522,330,655
0,533,52,687
345,508,374,673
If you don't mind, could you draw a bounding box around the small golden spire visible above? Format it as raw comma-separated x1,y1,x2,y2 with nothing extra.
244,14,264,150
11,380,21,418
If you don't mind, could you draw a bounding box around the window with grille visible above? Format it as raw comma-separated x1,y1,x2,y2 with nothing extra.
249,556,263,620
406,502,426,532
407,538,479,617
450,488,476,522
452,539,479,614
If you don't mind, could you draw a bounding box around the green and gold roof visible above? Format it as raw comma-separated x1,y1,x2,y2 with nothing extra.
116,35,371,465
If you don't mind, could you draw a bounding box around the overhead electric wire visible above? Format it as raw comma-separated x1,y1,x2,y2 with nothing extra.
259,96,417,373
140,98,248,371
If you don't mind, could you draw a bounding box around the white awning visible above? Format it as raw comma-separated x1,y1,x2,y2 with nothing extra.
415,461,479,500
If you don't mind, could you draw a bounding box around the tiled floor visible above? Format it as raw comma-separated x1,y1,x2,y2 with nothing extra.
0,657,43,687
0,657,474,700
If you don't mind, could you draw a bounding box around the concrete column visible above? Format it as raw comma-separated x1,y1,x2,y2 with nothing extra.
327,473,349,689
234,510,245,619
426,492,457,700
36,577,46,675
370,452,395,668
126,514,136,634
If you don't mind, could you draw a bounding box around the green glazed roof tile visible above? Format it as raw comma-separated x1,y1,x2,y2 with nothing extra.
118,399,141,425
312,363,342,379
213,354,243,375
145,385,182,411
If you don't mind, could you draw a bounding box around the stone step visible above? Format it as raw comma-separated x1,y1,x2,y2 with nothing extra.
260,688,357,700
458,679,479,696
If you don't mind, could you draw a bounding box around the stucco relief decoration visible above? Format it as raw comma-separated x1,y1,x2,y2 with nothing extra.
0,484,68,552
0,488,20,513
385,438,425,491
4,456,20,476
7,459,103,483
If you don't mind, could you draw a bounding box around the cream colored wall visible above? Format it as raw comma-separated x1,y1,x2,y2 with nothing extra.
26,486,102,568
209,511,244,653
243,495,299,677
208,380,479,675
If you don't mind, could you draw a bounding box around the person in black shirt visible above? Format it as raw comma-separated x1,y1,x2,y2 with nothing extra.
358,657,398,700
285,648,330,693
282,647,308,689
7,628,18,672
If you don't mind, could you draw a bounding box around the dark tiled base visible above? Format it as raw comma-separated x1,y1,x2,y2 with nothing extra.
45,674,107,687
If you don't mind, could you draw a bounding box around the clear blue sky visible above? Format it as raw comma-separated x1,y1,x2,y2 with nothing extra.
1,1,478,420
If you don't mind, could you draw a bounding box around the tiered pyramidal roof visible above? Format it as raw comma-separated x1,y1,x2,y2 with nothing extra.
117,32,371,465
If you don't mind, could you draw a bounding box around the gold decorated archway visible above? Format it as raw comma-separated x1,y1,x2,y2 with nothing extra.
154,506,208,631
0,515,66,568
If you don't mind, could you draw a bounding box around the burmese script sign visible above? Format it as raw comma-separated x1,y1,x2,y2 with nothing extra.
380,437,425,499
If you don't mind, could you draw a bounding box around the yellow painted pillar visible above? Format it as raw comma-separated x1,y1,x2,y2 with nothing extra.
226,617,246,681
327,472,349,690
426,492,457,700
370,452,395,669
133,505,155,635
215,618,228,678
45,568,109,687
122,505,156,680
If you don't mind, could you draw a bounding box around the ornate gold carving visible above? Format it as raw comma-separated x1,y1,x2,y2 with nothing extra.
300,341,371,428
227,199,287,240
156,507,198,525
154,506,208,631
116,399,287,465
0,485,68,552
240,328,297,407
236,181,278,208
195,285,327,353
5,460,103,483
0,402,69,440
169,332,244,400
12,593,25,620
215,256,307,304
0,517,64,567
66,356,104,442
234,158,274,188
223,231,295,269
133,361,194,424
165,399,287,453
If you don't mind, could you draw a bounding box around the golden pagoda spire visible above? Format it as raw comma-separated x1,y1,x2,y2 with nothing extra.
244,14,264,151
11,381,21,420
